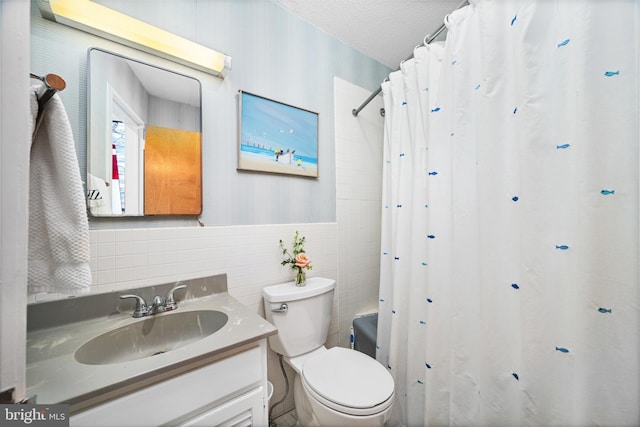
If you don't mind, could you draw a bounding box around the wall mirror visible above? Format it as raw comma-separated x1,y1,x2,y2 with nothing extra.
87,48,202,217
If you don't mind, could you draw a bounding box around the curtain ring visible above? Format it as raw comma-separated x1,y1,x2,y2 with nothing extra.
423,34,431,46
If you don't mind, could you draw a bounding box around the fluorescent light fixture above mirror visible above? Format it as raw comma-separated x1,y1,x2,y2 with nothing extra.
36,0,231,77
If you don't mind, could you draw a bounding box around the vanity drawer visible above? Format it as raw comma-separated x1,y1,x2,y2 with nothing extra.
70,345,263,427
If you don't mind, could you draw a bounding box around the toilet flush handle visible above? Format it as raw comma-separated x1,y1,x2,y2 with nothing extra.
271,303,288,313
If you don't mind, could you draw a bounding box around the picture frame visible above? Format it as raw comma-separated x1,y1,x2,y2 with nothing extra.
238,90,319,178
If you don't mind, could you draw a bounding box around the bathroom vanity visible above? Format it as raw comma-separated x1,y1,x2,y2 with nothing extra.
26,275,276,426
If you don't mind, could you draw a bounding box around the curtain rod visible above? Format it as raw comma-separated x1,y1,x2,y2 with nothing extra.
352,0,469,117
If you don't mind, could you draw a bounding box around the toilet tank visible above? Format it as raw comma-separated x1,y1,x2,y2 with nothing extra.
263,277,335,357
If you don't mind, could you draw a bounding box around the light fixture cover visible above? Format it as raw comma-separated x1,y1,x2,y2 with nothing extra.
37,0,231,76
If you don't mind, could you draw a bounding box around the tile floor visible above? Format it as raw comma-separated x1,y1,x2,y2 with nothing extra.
271,409,298,427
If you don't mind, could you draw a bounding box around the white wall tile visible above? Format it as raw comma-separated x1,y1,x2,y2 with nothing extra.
88,223,337,297
334,77,385,348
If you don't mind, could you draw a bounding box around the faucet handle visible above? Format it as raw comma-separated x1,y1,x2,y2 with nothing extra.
164,284,187,311
120,294,149,318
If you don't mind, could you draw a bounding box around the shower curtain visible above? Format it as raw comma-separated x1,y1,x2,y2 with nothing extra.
377,1,639,426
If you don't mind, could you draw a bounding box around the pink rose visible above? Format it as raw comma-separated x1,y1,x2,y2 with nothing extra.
295,253,310,268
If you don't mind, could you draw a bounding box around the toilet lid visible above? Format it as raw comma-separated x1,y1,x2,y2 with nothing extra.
301,347,394,410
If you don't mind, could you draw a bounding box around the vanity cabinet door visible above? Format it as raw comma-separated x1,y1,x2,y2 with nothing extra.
181,386,264,427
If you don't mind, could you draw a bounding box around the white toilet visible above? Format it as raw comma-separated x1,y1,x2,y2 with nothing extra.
263,277,394,426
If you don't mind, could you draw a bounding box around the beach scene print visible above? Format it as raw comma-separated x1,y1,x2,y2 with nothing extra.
238,91,318,177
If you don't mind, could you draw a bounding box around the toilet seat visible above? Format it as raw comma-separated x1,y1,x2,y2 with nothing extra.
301,347,394,416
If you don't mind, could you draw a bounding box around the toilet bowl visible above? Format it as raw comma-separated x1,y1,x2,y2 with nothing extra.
263,278,395,426
292,346,394,426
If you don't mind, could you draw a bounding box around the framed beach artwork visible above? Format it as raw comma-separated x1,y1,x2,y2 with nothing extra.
238,90,319,178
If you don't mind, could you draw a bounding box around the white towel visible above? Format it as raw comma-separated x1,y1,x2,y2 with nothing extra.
87,172,110,215
29,87,91,295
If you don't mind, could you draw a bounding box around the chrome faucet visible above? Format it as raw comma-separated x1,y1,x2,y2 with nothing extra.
120,284,188,318
150,295,166,314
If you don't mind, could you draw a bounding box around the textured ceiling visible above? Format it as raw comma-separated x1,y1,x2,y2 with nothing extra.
272,0,465,69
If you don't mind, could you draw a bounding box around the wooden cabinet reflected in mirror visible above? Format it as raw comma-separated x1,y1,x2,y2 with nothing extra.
87,48,202,216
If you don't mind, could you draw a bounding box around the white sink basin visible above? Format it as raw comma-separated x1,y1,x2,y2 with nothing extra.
74,310,228,365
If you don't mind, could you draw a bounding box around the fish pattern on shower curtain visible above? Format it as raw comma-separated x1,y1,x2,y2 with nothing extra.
377,0,639,426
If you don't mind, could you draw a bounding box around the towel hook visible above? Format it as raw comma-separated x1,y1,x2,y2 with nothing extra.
30,73,67,139
30,73,66,111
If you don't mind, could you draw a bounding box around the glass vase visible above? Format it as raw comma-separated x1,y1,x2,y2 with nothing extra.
295,268,306,287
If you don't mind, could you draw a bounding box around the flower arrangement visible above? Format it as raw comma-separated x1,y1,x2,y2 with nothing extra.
279,230,312,286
